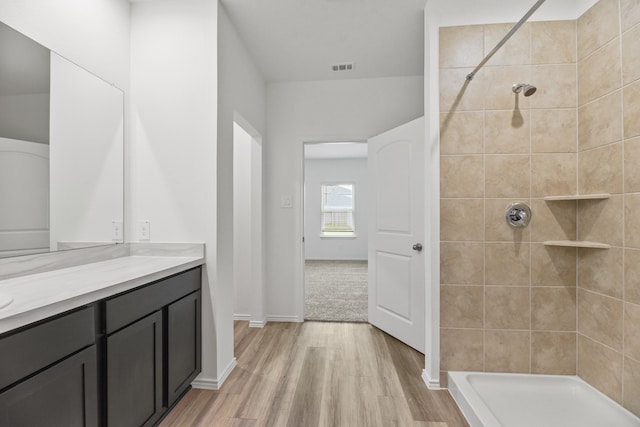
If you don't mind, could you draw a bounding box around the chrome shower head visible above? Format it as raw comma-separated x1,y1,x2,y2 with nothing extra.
512,83,537,96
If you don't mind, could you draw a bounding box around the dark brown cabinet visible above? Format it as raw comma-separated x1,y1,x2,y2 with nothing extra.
0,306,98,427
107,311,163,427
0,266,201,427
167,291,201,406
0,346,98,427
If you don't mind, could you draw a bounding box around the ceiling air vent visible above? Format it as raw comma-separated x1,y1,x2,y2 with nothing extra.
331,62,355,72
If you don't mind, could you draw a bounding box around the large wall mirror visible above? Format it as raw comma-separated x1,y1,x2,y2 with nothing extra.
0,22,124,258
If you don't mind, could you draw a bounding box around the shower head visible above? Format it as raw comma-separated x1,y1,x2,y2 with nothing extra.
512,83,537,96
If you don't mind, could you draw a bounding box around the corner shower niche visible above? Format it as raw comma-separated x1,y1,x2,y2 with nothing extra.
542,194,611,249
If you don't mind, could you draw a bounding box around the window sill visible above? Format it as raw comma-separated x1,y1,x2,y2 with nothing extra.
319,233,357,239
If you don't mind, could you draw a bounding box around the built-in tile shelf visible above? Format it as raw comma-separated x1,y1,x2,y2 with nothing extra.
544,240,611,249
543,194,610,201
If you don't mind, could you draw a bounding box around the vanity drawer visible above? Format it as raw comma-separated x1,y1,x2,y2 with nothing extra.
0,306,95,390
105,267,201,334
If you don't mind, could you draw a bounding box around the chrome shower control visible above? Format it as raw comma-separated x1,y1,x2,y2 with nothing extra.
505,202,532,228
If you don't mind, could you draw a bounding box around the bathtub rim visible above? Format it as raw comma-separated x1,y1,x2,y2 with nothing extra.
447,371,640,427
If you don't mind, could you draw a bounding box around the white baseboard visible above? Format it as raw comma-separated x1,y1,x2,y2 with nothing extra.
233,314,251,321
422,369,442,390
266,315,302,323
304,257,367,261
249,319,267,328
191,358,237,390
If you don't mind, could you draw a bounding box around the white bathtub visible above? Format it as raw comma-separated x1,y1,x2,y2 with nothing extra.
448,371,640,427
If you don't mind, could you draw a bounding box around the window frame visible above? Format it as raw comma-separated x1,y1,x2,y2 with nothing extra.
319,182,356,237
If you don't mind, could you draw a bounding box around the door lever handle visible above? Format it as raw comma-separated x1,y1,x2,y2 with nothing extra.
412,243,423,252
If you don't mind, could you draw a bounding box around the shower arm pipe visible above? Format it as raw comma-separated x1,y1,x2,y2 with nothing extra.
465,0,546,81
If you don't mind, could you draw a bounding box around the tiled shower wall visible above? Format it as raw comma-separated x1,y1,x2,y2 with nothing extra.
438,0,640,416
439,19,579,382
575,0,640,415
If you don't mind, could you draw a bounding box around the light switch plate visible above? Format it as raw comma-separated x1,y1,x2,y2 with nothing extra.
139,220,150,241
281,196,292,208
111,220,123,241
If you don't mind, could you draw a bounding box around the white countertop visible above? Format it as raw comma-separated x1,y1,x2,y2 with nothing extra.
0,255,204,335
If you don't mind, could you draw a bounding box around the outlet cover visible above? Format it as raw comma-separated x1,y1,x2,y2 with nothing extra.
139,220,150,241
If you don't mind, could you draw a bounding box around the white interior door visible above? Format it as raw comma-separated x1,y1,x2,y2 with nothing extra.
368,117,425,353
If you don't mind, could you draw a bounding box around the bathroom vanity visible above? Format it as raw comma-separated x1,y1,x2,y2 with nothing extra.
0,249,204,427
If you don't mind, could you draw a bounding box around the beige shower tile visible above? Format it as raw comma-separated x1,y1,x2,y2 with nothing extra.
531,332,577,375
624,137,640,193
532,287,576,331
624,80,640,139
578,247,623,299
624,356,640,417
530,64,577,109
440,67,485,112
577,0,620,60
484,110,530,154
485,330,530,373
441,285,484,328
622,25,640,85
483,66,531,110
578,39,622,106
485,286,530,330
530,199,576,242
625,194,640,249
578,90,623,151
625,249,640,305
440,25,484,68
531,109,577,153
485,199,530,242
485,242,530,286
578,196,623,247
440,328,484,371
578,289,623,351
578,143,623,194
531,244,576,286
440,199,484,241
485,155,530,198
531,154,577,197
578,334,623,403
440,112,484,154
441,155,484,198
624,302,640,360
531,21,577,65
440,242,484,285
621,0,640,32
484,22,531,66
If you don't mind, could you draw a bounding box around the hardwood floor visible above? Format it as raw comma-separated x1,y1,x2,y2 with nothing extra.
160,321,469,427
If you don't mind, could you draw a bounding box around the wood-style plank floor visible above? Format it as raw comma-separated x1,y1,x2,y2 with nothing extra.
160,321,469,427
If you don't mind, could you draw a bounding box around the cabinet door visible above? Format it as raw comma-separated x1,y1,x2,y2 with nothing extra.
107,311,162,427
167,290,201,406
0,346,98,427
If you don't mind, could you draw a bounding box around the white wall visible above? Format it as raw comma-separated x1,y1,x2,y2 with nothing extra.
130,0,222,385
0,94,49,144
265,76,423,320
219,4,267,327
304,158,368,261
233,123,253,318
0,0,129,89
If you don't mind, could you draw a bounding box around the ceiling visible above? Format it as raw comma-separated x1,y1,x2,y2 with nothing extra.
304,142,368,160
0,22,49,96
220,0,426,82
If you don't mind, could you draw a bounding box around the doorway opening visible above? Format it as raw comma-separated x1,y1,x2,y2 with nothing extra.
232,117,265,327
303,141,368,322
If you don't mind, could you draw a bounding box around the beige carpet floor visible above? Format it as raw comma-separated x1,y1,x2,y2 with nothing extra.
304,260,368,322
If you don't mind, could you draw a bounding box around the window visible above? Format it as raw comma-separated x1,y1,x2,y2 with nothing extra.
321,183,355,236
